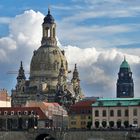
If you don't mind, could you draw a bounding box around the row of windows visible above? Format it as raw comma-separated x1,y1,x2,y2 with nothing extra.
0,111,37,116
94,119,138,128
95,109,137,117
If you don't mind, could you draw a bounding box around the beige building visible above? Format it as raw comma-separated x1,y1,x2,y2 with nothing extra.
0,89,11,107
92,98,140,128
11,9,83,108
25,100,68,128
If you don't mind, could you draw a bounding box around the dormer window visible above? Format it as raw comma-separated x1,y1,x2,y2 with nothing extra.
24,111,28,115
31,110,34,115
4,111,8,115
18,111,21,115
11,111,14,115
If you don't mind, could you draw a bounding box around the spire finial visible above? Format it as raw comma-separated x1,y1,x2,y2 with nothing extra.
20,61,23,67
75,64,77,69
124,55,126,61
48,5,50,15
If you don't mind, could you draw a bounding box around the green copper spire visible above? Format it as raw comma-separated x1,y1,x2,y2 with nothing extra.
120,56,130,69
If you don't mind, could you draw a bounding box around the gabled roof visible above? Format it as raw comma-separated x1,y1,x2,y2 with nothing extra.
0,107,47,120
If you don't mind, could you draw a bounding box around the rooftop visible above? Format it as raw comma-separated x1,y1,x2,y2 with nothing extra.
120,58,130,69
92,98,140,107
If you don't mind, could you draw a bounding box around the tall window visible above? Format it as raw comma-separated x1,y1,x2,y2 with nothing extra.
110,110,114,117
117,110,121,117
102,110,106,117
133,108,137,116
95,110,99,117
125,109,128,117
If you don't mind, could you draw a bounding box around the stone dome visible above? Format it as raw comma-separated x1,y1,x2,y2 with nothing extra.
30,45,68,88
43,9,55,24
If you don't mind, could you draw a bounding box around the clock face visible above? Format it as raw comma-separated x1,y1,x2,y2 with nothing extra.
120,73,124,77
129,73,131,77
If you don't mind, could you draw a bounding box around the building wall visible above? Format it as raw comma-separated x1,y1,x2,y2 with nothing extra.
92,106,140,128
0,100,11,107
69,114,92,129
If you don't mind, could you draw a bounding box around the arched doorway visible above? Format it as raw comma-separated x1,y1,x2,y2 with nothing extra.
35,134,56,140
124,121,129,128
95,121,100,128
102,121,107,128
117,120,121,128
109,121,114,128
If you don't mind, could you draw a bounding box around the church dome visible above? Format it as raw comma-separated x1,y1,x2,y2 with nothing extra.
30,45,68,88
43,9,55,24
120,57,130,69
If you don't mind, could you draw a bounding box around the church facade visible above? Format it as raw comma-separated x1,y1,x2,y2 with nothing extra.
116,58,134,98
11,9,83,107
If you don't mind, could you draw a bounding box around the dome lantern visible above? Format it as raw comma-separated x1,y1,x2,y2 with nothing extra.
41,8,56,46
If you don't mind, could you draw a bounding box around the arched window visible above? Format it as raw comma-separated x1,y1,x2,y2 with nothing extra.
48,29,50,37
117,120,121,128
124,121,129,128
133,108,137,116
95,110,99,117
102,121,107,128
11,111,14,115
95,121,99,128
4,111,7,115
125,109,128,117
102,110,106,117
109,121,114,128
53,28,55,37
117,110,121,117
22,87,24,92
110,110,114,117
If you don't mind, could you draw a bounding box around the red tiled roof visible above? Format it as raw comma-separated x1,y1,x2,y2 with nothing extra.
69,100,96,114
71,100,96,107
0,107,47,120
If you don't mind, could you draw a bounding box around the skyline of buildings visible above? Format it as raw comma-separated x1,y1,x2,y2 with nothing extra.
0,1,140,97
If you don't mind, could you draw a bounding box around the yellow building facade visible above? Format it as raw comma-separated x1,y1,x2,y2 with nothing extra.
68,100,95,129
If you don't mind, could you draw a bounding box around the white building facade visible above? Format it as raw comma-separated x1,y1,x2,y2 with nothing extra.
92,98,140,128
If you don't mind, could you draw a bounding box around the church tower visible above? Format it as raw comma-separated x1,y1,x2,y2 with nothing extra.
16,61,26,92
29,8,68,101
11,9,84,107
116,57,134,98
71,64,83,101
41,8,57,46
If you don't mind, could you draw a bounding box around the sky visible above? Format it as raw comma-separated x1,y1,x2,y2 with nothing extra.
0,0,140,97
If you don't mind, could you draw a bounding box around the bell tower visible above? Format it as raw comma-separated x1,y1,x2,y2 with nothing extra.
41,8,57,46
116,57,134,98
16,61,26,92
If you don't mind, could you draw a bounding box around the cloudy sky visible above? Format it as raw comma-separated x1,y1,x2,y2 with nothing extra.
0,0,140,98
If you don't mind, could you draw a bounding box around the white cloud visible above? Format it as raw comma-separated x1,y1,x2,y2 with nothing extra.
0,9,140,98
9,10,43,47
64,45,140,97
